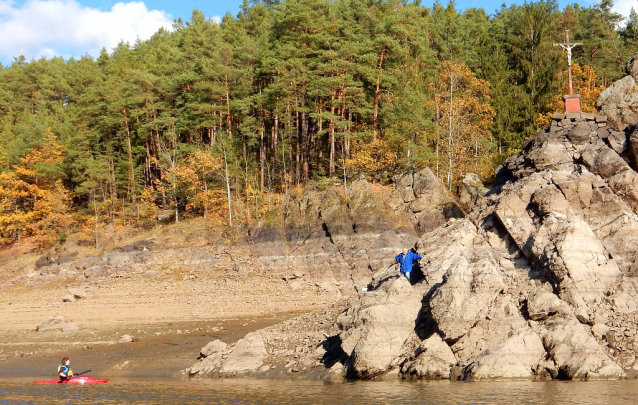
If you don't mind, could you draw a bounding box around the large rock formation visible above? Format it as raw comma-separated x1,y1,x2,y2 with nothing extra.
191,112,638,381
597,52,638,129
336,112,637,380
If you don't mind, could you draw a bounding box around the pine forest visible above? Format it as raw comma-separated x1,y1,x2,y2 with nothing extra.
0,0,635,248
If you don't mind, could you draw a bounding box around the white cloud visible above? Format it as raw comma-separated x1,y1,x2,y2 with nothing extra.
211,15,221,24
0,0,172,63
613,0,638,19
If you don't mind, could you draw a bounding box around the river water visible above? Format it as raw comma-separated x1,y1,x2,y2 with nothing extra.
1,378,637,404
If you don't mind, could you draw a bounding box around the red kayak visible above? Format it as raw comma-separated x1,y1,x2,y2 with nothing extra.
34,376,109,384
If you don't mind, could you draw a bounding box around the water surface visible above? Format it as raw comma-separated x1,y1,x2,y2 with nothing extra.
1,378,636,404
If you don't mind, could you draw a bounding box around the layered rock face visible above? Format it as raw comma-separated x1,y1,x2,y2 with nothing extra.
333,112,638,381
246,170,457,294
190,112,638,381
21,168,457,298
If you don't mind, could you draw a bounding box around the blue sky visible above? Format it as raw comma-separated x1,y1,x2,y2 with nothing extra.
0,0,632,66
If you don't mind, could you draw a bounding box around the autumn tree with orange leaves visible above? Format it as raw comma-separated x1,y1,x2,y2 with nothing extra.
181,150,225,220
429,61,495,190
0,129,73,246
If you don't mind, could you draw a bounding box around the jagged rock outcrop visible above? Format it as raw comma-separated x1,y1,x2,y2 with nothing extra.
401,334,456,379
219,332,269,375
326,112,633,381
458,173,488,212
191,111,638,381
390,169,456,233
337,277,427,377
597,53,638,129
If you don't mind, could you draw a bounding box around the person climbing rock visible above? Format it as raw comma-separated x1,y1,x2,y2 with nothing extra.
395,248,421,283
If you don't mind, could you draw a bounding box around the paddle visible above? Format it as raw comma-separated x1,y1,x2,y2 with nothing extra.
59,369,91,383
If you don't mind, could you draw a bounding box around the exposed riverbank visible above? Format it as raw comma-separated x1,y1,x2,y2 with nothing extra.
0,262,336,379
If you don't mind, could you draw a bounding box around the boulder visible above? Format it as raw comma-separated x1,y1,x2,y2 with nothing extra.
458,173,488,211
62,322,79,334
36,316,64,331
526,290,573,321
119,335,133,343
449,294,546,380
415,220,478,285
542,318,624,380
200,340,228,358
347,278,425,377
402,334,456,379
597,75,638,130
220,332,269,375
188,352,224,377
84,267,111,279
567,122,592,144
626,51,638,79
393,168,451,235
606,276,638,313
62,293,76,303
464,331,546,380
429,255,505,343
67,287,88,300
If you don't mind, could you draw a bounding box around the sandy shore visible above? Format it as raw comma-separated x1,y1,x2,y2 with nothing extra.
0,267,334,379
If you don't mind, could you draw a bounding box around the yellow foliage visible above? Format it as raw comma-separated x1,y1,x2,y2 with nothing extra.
537,64,605,127
170,149,229,220
428,61,495,189
170,165,200,194
0,172,73,246
138,186,159,220
76,214,101,246
14,128,65,187
0,145,7,168
186,189,228,220
187,150,223,175
0,128,74,247
347,139,398,181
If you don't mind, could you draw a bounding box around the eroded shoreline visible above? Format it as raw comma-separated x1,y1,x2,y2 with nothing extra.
0,264,334,380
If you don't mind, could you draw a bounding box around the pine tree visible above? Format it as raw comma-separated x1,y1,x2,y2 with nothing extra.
496,0,562,138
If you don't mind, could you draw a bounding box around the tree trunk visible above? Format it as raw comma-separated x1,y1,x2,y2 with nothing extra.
329,94,336,177
272,114,279,160
122,108,135,205
172,148,179,223
260,121,265,194
301,111,309,184
225,76,232,137
221,141,233,227
295,110,300,185
447,64,455,190
373,47,388,139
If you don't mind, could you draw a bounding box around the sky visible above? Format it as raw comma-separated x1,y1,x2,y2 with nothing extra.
0,0,636,66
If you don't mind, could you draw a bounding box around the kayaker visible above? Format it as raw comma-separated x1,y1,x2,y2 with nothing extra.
58,358,74,380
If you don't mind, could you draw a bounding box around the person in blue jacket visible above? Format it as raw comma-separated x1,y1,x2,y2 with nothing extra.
395,248,421,283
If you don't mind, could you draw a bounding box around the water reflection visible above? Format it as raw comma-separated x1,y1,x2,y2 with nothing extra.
1,378,636,404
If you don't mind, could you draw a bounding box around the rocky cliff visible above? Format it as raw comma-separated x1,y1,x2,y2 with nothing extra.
188,111,638,381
